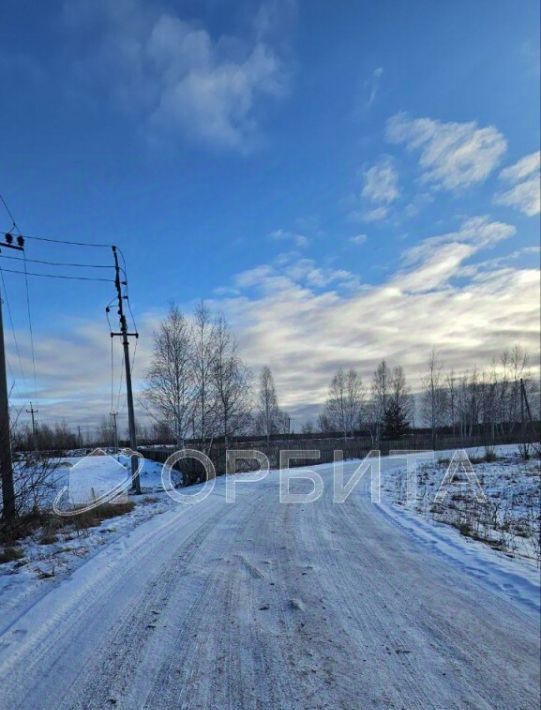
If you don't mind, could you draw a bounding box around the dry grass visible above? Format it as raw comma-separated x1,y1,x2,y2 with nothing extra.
0,546,24,564
62,501,135,529
0,500,136,547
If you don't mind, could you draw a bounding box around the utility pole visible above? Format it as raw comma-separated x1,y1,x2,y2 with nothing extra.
108,246,140,493
0,233,25,520
110,410,119,451
520,378,533,442
520,378,533,423
26,401,38,449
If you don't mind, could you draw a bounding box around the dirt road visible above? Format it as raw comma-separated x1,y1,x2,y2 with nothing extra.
0,458,539,709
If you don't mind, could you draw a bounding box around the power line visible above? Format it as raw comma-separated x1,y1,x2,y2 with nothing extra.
16,233,113,249
0,233,25,519
0,193,21,233
110,336,115,413
0,267,27,386
114,336,138,419
0,254,113,269
22,254,38,402
116,247,138,332
111,245,140,492
0,267,114,283
1,192,112,248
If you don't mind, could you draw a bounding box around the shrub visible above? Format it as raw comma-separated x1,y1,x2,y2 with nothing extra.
0,546,24,564
61,501,135,530
0,500,135,546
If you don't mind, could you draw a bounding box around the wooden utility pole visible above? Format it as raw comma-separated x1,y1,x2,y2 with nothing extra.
26,401,38,449
519,378,534,442
520,378,533,424
109,246,140,493
110,410,119,451
0,233,25,520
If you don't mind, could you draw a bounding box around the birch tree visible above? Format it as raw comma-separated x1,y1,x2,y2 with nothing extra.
212,315,253,445
145,304,194,446
323,368,364,441
256,366,280,444
446,370,457,435
371,360,390,441
421,349,447,447
191,301,217,443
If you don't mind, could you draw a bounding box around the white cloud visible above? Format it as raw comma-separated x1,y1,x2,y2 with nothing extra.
402,216,514,266
11,220,538,427
64,0,289,151
361,206,389,223
499,151,540,182
349,234,367,245
494,150,540,216
216,218,537,414
386,113,507,191
362,155,399,204
355,155,399,222
362,66,384,110
398,217,515,293
235,254,360,292
268,228,309,248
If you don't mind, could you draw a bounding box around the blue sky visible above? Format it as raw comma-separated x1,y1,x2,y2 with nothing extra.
0,0,539,431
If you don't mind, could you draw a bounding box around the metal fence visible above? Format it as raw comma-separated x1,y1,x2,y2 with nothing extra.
140,429,540,485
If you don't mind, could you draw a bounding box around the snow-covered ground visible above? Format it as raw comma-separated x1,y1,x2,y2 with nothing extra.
0,455,173,622
0,447,539,708
381,445,540,561
378,444,540,614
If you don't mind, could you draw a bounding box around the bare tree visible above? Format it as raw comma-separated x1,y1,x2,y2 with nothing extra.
421,349,447,447
371,360,391,442
211,315,253,445
317,412,332,433
191,302,217,445
323,368,364,441
145,304,194,447
479,364,499,446
150,419,174,445
99,415,115,447
500,346,530,433
256,366,281,444
446,370,457,436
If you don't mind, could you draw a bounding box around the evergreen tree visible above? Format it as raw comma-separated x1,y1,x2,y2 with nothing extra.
382,399,409,438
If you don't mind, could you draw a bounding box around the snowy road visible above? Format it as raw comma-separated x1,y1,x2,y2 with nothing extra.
0,458,539,709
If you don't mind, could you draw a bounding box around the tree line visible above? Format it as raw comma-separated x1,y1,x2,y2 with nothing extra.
142,303,290,447
315,345,536,444
144,305,536,446
10,300,537,451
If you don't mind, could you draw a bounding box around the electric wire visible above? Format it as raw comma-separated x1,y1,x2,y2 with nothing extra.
0,192,38,404
2,190,138,432
110,336,115,414
116,247,138,333
0,267,114,283
0,267,27,387
22,253,38,403
0,254,113,269
0,192,21,233
126,296,138,333
114,336,138,418
14,233,113,249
